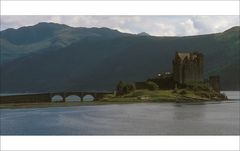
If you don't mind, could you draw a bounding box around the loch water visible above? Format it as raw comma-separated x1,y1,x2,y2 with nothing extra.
0,91,239,135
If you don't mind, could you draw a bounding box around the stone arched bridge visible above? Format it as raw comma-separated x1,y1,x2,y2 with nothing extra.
50,91,113,102
0,91,114,104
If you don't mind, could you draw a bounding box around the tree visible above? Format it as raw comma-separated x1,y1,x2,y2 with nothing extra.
127,83,136,93
146,81,159,91
116,81,126,96
116,81,136,96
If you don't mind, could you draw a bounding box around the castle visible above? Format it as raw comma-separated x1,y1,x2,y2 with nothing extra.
172,52,204,84
135,51,220,93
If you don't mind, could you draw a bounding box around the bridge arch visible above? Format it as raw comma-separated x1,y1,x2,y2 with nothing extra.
51,95,64,102
82,94,95,101
65,95,81,102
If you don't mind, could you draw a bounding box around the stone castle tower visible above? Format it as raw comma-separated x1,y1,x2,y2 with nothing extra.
172,52,204,84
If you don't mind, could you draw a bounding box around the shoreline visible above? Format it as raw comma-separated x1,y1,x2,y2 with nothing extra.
0,89,232,109
0,99,236,110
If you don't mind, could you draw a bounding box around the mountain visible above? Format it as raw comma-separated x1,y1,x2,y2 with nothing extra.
0,22,126,63
137,32,150,36
1,23,239,92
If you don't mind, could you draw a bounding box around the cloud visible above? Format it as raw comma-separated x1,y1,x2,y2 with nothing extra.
179,19,199,35
191,16,239,34
1,16,239,36
150,23,176,36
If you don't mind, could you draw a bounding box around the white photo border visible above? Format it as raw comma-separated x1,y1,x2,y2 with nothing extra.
0,0,239,151
1,1,239,15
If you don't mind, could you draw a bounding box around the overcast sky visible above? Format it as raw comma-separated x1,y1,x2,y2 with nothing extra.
1,16,239,36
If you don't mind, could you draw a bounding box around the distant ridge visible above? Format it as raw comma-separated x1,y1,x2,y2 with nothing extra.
137,32,150,36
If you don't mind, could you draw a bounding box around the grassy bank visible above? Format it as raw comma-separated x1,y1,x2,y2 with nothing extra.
103,89,226,102
0,101,139,109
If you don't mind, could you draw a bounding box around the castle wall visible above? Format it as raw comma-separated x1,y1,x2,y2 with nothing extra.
172,52,204,85
148,74,174,89
173,60,181,83
209,76,220,93
197,53,204,82
135,82,148,89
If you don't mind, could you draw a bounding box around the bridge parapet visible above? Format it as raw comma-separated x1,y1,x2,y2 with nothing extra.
0,93,51,104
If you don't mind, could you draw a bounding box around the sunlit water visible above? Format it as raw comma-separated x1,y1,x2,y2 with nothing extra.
0,91,239,135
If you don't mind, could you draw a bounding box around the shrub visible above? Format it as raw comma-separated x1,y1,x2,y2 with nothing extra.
187,82,213,92
179,90,187,95
146,81,159,91
127,83,136,92
116,81,136,96
195,91,210,98
173,85,178,93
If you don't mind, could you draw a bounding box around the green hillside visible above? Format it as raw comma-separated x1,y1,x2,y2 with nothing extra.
0,22,126,63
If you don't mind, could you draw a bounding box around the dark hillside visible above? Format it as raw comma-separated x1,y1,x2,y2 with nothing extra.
1,23,239,92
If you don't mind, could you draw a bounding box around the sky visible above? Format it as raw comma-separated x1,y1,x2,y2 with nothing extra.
1,16,239,36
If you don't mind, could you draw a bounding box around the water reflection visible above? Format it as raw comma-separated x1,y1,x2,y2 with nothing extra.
51,95,63,102
0,91,239,135
173,102,206,120
83,95,94,101
66,95,81,102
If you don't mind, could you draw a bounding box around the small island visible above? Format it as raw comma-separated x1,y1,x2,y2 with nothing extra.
103,52,227,103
